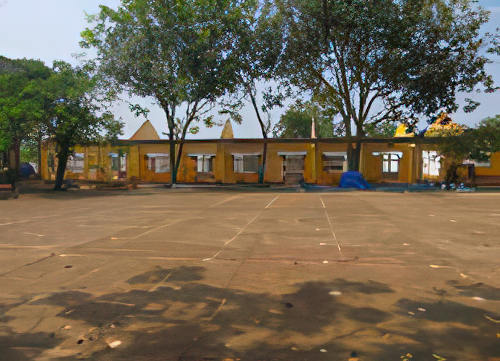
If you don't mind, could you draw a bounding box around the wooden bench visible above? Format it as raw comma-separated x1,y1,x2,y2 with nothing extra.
0,183,18,199
474,176,500,186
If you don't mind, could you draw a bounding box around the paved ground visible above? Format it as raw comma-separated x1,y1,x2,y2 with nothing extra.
0,188,499,361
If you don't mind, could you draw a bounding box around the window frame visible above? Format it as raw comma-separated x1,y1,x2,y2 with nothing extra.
233,154,260,174
146,153,170,173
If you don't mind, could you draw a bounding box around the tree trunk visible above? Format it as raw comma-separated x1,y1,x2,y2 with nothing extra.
168,132,176,185
260,137,268,184
248,89,268,184
7,140,21,189
347,139,355,171
352,123,364,172
175,139,185,183
54,144,70,191
37,135,42,178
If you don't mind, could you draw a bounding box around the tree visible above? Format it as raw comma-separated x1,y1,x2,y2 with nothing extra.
272,100,336,138
365,122,398,138
39,61,123,190
222,0,288,183
468,115,500,161
0,56,52,186
427,116,468,187
81,0,254,184
277,0,498,171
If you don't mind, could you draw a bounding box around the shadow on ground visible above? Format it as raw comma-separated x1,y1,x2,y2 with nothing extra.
1,266,499,361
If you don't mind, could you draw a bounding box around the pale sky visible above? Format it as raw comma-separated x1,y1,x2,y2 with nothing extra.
1,0,499,139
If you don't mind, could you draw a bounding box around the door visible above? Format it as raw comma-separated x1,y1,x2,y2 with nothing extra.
284,156,305,184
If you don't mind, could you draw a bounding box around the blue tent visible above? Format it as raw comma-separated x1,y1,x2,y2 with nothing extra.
339,171,372,190
20,163,36,178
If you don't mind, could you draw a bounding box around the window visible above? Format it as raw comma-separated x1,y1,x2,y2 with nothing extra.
323,153,346,172
422,150,441,177
109,153,127,172
383,153,400,173
67,153,84,173
197,155,213,173
147,153,169,173
234,155,260,173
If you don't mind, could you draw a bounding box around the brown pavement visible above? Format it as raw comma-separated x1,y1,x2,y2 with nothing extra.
0,189,499,360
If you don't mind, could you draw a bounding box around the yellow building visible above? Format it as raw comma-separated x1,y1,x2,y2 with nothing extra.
40,120,500,186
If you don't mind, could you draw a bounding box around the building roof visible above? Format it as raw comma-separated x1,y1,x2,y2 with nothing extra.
130,120,161,141
220,120,234,139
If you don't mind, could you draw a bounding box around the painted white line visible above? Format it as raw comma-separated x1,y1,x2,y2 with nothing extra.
0,214,60,226
0,220,29,226
0,244,57,249
24,232,44,237
319,196,342,253
204,196,279,261
209,195,242,208
224,213,261,246
149,272,172,292
130,218,194,239
204,298,226,320
265,196,280,209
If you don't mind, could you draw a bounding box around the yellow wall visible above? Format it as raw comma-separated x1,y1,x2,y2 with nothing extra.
42,139,500,185
315,143,349,185
137,144,171,183
361,143,415,183
223,143,263,183
475,153,500,177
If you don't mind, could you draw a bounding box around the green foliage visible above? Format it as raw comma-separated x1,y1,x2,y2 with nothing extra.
0,57,52,152
469,115,500,159
365,122,398,138
438,115,500,185
277,0,498,169
20,139,38,164
272,99,336,138
43,61,123,149
82,0,256,182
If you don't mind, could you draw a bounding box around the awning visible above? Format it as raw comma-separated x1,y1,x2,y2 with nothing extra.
231,153,262,156
323,152,347,158
188,153,216,157
372,151,403,156
277,151,307,156
146,153,169,157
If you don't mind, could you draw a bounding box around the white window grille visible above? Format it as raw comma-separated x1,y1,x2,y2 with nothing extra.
422,150,441,177
197,155,214,173
233,155,259,173
146,153,169,173
382,153,400,173
67,153,84,173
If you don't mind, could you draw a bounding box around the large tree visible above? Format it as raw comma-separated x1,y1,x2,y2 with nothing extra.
81,0,255,184
272,99,338,138
41,61,123,190
277,0,498,170
223,0,287,183
0,56,52,186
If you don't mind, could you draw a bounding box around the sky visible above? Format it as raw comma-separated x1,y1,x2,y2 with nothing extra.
1,0,500,139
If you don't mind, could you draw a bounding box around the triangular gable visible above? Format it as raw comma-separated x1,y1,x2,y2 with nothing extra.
130,120,161,141
220,119,234,139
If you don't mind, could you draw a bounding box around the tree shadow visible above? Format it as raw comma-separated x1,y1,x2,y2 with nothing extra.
2,268,500,361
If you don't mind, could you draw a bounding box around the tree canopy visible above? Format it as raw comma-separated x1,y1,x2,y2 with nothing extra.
42,61,123,190
276,0,499,170
272,100,337,138
0,56,122,189
0,57,52,154
81,0,257,183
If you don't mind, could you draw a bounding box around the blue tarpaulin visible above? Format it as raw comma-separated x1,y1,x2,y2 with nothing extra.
20,163,36,178
338,171,372,190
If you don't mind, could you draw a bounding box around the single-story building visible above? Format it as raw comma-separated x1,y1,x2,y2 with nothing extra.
40,120,500,186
